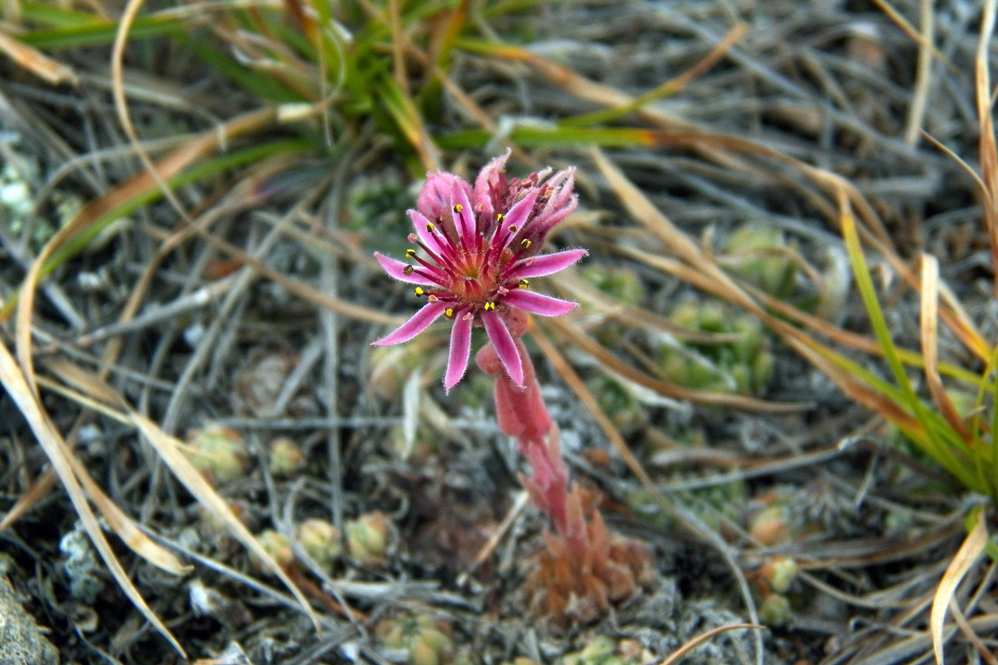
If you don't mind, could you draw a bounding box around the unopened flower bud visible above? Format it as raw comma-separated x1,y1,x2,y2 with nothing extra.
749,505,790,546
185,425,248,486
268,437,306,477
296,518,342,572
758,593,793,627
346,511,391,565
254,529,293,571
761,556,797,593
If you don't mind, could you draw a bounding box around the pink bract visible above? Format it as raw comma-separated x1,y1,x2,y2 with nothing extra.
373,152,586,392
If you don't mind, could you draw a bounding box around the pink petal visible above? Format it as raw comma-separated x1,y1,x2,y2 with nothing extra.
452,186,476,247
481,311,523,386
375,252,437,286
444,314,474,392
495,190,540,251
409,210,446,256
533,169,578,236
418,172,471,223
504,290,578,317
473,149,511,220
372,302,447,346
512,249,587,279
502,190,539,233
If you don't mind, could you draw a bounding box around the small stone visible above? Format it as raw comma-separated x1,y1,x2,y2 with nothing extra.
0,574,59,665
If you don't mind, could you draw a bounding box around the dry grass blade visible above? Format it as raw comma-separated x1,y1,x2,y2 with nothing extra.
871,0,950,74
0,338,186,656
0,31,78,85
918,254,970,440
948,595,998,665
930,508,987,665
0,468,57,531
131,413,322,631
111,0,198,229
591,147,713,276
789,341,921,436
479,23,746,139
41,361,192,576
546,316,804,412
656,624,759,665
6,106,276,328
976,0,998,299
554,272,744,343
189,225,402,326
44,362,323,633
903,0,934,145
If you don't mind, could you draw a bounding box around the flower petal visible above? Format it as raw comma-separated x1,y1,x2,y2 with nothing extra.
504,290,578,317
503,190,539,232
444,313,474,392
418,171,471,223
481,311,523,386
452,186,476,247
409,210,447,256
372,302,447,346
375,252,437,286
473,149,511,221
512,249,588,279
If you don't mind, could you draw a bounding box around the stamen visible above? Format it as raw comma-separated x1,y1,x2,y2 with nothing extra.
403,265,414,276
507,225,518,233
497,213,505,222
414,287,425,296
453,204,463,213
406,248,416,258
520,239,531,249
519,279,529,289
408,267,448,287
423,214,462,260
483,302,496,311
444,308,455,319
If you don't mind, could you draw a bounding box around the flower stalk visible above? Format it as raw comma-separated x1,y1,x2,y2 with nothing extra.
374,153,651,624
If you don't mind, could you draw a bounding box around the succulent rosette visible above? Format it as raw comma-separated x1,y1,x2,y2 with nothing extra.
373,151,586,391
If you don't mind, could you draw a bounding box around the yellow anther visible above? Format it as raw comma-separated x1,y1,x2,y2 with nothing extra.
414,287,425,296
405,248,416,258
497,213,505,221
403,265,414,276
444,308,454,318
425,223,435,232
519,279,529,289
483,302,495,311
453,204,463,213
520,239,531,249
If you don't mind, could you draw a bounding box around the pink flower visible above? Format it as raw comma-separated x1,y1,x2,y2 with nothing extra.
373,152,586,392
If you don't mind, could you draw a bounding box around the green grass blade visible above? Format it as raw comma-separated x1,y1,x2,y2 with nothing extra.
841,210,980,490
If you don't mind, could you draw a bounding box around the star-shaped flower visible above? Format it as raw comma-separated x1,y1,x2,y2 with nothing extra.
373,152,586,392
